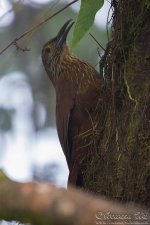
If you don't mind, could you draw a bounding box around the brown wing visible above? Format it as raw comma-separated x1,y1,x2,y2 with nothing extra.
67,78,104,185
56,79,76,168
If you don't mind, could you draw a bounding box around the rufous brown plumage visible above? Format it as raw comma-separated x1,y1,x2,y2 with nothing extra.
42,19,105,187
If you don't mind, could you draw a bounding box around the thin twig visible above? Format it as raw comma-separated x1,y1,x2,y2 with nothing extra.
89,33,105,51
106,7,110,42
97,47,102,59
106,2,114,42
0,8,13,21
106,0,111,4
0,0,79,56
14,40,30,52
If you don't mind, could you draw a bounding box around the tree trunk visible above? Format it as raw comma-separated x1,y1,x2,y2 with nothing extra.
83,0,150,207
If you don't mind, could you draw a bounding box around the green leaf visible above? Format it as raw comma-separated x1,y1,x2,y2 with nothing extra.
71,0,104,49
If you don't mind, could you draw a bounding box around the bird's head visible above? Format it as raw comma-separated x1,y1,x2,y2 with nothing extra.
42,19,74,79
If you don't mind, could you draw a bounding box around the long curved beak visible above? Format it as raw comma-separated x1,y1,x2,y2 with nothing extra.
55,19,74,49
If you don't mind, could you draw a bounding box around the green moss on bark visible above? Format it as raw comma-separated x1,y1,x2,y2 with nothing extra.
83,0,150,207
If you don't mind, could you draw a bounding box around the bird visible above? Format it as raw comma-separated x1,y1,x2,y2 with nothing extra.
42,19,105,188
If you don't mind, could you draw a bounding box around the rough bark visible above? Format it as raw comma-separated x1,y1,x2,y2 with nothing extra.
83,0,150,207
0,179,149,225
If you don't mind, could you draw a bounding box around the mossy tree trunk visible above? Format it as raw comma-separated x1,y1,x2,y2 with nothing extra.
84,0,150,207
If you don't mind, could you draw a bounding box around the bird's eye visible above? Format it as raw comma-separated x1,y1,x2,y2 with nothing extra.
45,48,50,53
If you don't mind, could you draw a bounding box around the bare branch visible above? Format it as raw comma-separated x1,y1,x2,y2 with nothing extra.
0,0,79,56
0,8,13,21
0,179,149,225
13,39,30,52
89,33,106,51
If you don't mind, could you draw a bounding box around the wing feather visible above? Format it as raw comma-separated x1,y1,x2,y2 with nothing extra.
56,80,76,168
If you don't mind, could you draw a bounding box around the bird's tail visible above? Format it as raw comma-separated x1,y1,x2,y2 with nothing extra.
68,161,83,188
